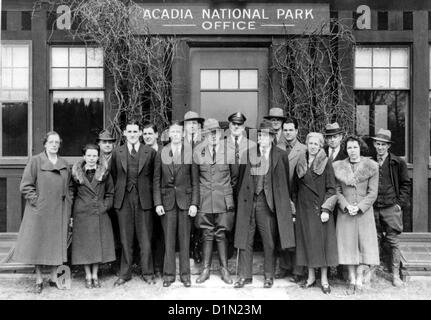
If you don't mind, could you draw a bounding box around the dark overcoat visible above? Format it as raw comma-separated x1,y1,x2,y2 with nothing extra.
292,150,338,268
234,145,295,250
12,152,72,266
70,160,115,265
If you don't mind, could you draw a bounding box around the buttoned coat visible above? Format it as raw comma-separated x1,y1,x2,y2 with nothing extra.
234,145,295,250
287,140,307,185
111,144,156,210
333,157,380,265
12,152,72,266
70,160,115,265
153,143,199,211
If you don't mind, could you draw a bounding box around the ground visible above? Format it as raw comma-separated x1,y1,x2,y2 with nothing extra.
1,268,431,300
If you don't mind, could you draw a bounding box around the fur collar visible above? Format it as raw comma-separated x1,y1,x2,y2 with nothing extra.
296,149,328,179
72,160,108,184
333,157,378,186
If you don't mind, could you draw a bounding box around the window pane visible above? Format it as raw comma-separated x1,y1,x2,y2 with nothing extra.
1,47,13,67
1,68,12,89
200,70,218,89
220,70,238,89
51,47,69,67
87,68,104,88
240,70,258,89
12,46,29,68
69,68,86,87
373,48,390,67
373,69,390,88
355,47,372,67
51,68,68,88
53,91,104,156
354,68,372,88
1,102,28,156
391,48,409,67
87,48,103,67
69,48,86,67
12,69,29,89
390,69,409,89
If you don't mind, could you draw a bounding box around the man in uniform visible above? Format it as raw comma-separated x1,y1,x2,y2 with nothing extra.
371,129,411,287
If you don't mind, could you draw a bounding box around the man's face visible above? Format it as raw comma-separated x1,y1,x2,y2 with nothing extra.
184,120,199,136
123,124,142,145
169,124,183,144
143,127,158,146
283,122,298,142
98,140,114,154
206,130,221,146
258,131,274,148
325,133,343,149
270,118,283,131
229,122,245,137
374,141,391,157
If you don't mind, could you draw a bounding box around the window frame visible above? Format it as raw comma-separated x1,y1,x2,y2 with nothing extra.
49,45,105,161
200,68,259,92
0,40,32,164
353,45,412,163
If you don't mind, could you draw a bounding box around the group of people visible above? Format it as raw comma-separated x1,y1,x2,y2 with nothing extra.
11,107,411,296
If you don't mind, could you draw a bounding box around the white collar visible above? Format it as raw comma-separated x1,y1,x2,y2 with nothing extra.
127,141,140,153
259,146,271,159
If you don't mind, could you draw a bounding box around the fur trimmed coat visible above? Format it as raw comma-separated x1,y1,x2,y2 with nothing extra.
292,149,338,268
333,157,380,265
70,160,116,265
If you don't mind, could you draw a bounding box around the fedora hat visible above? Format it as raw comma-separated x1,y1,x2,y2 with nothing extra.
228,112,247,125
96,130,116,142
264,107,287,121
180,111,205,125
371,128,393,143
257,119,276,135
323,122,344,136
202,118,222,135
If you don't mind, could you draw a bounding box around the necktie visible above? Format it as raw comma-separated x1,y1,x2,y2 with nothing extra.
234,136,239,164
173,147,181,163
212,145,216,163
378,156,383,166
329,148,334,161
131,144,137,156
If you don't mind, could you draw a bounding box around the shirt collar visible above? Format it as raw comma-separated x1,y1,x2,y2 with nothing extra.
127,141,140,153
378,152,389,162
232,135,242,144
259,146,271,159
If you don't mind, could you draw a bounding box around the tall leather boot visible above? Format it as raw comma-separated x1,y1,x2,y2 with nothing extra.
392,248,403,287
196,241,213,283
217,239,233,284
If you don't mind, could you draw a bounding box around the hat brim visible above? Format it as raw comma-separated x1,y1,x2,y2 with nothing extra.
202,127,222,135
96,138,116,142
181,117,205,125
323,129,344,136
371,137,393,143
257,129,276,135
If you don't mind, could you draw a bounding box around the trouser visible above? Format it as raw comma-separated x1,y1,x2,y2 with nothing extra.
117,187,154,280
374,205,403,273
238,193,277,279
197,211,235,242
161,204,191,282
152,209,165,274
279,249,304,276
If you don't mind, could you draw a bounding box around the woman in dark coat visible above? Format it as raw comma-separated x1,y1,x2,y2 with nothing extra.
292,132,338,294
70,144,115,289
12,131,72,293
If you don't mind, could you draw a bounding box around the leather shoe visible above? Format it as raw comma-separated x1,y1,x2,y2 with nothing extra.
85,279,93,289
300,280,316,289
263,278,273,288
196,268,210,283
142,275,156,285
321,283,331,294
288,275,302,283
233,278,252,288
163,280,172,287
113,278,128,287
220,267,233,284
182,279,191,288
48,280,57,287
92,278,101,288
275,269,291,279
345,283,355,295
35,282,43,294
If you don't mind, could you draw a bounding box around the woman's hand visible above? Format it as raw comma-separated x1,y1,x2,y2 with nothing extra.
155,205,165,216
320,212,329,223
69,218,73,228
346,205,359,216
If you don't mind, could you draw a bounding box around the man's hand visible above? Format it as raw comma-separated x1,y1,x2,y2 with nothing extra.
188,205,197,217
156,205,165,216
321,212,329,223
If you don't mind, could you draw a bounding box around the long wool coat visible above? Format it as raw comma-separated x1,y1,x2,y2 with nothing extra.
12,152,72,266
70,160,115,265
333,157,380,265
234,145,295,250
292,150,338,268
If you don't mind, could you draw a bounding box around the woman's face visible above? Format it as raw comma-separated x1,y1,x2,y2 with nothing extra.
307,136,321,156
44,134,60,154
346,140,361,161
84,149,99,167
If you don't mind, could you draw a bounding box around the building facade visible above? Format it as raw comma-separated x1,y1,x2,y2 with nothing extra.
0,0,430,235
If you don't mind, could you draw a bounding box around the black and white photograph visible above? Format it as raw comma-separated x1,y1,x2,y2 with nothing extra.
0,0,431,306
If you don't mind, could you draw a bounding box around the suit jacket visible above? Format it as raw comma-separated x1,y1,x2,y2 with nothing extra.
111,143,156,210
287,140,307,185
153,143,199,211
235,145,295,250
324,145,347,162
275,131,289,151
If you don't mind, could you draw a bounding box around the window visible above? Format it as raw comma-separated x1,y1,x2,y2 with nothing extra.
200,69,258,126
354,46,409,158
0,42,31,157
50,47,104,156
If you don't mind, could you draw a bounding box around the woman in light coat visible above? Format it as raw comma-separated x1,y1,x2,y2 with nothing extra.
333,135,379,295
12,131,72,293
